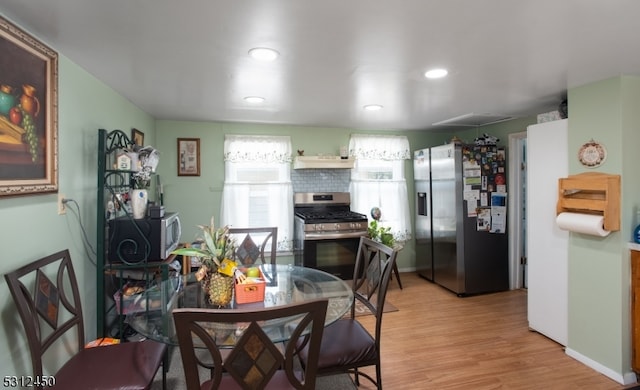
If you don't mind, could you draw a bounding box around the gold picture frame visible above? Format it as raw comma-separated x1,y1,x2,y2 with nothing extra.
0,16,58,197
177,138,200,176
131,128,144,147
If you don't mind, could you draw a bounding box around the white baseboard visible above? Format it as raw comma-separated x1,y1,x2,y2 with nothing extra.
565,347,638,385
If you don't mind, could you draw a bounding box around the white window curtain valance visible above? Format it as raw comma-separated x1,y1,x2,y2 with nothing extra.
349,134,411,161
224,135,292,164
349,134,412,242
221,135,293,251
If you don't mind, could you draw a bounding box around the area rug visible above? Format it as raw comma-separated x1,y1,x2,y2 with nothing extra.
352,297,398,317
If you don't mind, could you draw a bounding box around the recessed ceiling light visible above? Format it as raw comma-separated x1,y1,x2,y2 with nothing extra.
248,47,279,61
244,96,265,103
363,104,383,111
424,68,448,79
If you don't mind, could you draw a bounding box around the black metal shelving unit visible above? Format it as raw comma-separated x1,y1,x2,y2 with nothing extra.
96,128,175,338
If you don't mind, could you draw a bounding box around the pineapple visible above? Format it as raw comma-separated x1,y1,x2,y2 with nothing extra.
172,216,237,307
204,272,234,307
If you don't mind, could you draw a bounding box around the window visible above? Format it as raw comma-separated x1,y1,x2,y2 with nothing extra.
349,134,412,242
221,135,293,251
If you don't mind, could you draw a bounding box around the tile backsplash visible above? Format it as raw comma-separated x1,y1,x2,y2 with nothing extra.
292,169,350,193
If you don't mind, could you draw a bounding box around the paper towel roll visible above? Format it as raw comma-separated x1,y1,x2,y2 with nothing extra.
556,212,610,237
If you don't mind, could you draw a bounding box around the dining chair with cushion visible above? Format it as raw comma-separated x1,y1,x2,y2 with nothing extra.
172,298,328,390
297,236,398,390
228,226,278,267
4,249,168,390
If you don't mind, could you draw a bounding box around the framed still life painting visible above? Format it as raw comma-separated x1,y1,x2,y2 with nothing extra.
0,16,58,197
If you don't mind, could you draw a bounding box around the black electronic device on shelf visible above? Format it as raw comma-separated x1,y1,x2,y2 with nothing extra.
108,212,181,264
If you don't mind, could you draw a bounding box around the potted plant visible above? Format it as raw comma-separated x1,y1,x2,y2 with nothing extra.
172,217,237,307
367,207,396,248
367,219,395,248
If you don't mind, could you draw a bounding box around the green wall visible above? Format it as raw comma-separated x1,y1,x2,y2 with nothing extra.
565,76,640,382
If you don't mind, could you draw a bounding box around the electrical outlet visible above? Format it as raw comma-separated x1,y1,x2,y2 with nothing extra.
57,193,66,215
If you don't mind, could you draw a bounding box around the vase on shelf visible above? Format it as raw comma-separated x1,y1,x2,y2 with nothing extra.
130,188,148,219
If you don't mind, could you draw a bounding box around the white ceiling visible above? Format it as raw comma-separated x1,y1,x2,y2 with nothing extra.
1,1,639,131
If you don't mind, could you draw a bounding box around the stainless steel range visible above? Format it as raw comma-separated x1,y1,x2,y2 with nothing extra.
293,192,368,279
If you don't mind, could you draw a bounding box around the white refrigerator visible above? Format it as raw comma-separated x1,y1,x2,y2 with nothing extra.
526,119,569,346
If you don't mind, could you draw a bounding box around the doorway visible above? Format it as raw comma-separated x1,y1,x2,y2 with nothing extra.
508,132,527,289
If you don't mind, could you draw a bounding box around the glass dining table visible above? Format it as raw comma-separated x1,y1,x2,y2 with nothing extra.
124,264,353,346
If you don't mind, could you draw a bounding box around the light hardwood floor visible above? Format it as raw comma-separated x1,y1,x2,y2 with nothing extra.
351,272,638,390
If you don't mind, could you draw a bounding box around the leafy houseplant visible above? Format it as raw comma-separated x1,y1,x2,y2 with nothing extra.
172,217,237,306
368,219,395,248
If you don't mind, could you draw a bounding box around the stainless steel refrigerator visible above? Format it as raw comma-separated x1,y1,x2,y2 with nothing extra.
414,148,433,281
414,143,509,296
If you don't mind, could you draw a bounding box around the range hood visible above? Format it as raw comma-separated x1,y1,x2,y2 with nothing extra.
293,156,355,169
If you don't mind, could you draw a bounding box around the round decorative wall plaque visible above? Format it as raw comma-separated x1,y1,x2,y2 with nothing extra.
578,139,606,168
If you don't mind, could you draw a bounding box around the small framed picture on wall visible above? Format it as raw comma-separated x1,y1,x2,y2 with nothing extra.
131,128,144,147
177,138,200,176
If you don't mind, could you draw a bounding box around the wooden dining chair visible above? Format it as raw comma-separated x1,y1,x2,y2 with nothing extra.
172,299,328,390
297,236,398,390
4,249,167,390
228,226,278,266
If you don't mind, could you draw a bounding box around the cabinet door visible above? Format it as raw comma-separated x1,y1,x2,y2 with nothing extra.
526,119,569,346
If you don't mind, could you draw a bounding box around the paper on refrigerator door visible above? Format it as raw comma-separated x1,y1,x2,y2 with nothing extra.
464,190,480,216
490,192,507,233
477,208,491,231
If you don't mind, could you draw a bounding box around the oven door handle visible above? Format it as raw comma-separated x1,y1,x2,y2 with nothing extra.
303,231,368,240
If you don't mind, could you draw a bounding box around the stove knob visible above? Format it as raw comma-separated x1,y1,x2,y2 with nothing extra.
316,224,323,231
334,223,340,230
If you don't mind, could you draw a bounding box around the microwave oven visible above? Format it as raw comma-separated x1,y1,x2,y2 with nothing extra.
108,212,182,264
